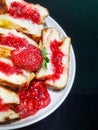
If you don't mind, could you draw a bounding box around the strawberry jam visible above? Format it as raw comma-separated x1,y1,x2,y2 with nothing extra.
50,40,64,80
0,98,8,112
0,98,3,106
0,105,9,112
16,80,50,119
0,34,28,49
0,61,23,75
9,2,41,24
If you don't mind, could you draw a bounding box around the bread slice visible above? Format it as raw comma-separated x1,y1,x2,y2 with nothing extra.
0,14,44,40
0,0,49,40
0,109,19,123
0,28,37,90
36,28,70,90
36,28,62,79
45,37,70,90
0,86,19,104
0,57,32,90
5,0,49,23
0,86,19,122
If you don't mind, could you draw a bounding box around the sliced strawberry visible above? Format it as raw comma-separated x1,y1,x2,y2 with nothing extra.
11,45,43,72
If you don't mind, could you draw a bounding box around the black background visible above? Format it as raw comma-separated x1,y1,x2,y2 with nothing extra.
18,0,98,130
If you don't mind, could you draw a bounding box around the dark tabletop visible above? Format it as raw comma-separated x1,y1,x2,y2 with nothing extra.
18,0,98,130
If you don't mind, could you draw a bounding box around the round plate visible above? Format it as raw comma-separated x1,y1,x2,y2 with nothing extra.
0,16,76,130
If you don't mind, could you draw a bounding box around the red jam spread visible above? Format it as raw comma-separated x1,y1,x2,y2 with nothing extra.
50,40,64,80
0,98,8,112
0,34,29,49
0,61,23,75
9,2,41,24
0,105,9,112
0,98,3,105
16,80,50,119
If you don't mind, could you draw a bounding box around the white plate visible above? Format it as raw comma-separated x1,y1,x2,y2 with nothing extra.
0,16,76,130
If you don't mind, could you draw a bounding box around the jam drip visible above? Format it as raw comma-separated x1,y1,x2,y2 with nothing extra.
16,80,50,119
9,2,41,24
50,40,64,80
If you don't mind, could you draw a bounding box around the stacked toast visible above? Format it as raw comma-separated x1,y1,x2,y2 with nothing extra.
0,0,70,123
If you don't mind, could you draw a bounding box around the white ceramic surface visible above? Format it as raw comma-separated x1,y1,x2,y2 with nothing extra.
0,16,76,130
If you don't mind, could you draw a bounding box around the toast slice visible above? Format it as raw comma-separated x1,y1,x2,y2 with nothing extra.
0,28,37,90
36,28,70,90
0,0,49,40
36,28,62,79
0,14,44,40
0,57,33,90
5,0,49,24
0,86,19,122
45,37,70,89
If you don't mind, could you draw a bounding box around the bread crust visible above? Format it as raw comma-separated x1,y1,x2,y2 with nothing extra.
0,0,8,14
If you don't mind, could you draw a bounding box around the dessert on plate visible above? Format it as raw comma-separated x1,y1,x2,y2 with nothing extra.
0,0,71,123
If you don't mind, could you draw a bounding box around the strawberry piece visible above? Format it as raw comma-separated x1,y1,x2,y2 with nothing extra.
16,80,50,119
11,45,43,72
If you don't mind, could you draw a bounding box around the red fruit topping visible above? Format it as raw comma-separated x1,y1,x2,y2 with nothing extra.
16,80,50,119
0,98,3,106
0,105,9,112
0,98,9,112
0,60,23,76
11,45,43,72
9,2,41,24
0,34,28,49
50,40,64,80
